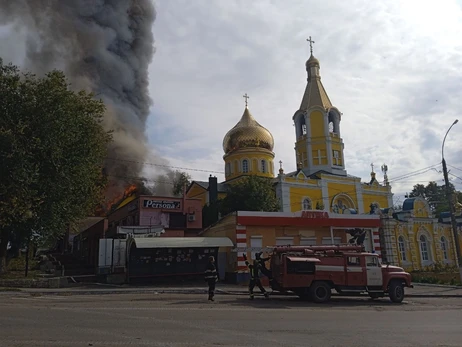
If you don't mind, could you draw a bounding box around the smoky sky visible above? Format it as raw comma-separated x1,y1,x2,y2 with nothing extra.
0,0,157,199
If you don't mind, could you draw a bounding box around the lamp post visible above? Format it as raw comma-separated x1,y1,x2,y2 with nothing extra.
441,119,462,281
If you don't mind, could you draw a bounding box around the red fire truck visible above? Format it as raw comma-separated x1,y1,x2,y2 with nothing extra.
268,245,413,303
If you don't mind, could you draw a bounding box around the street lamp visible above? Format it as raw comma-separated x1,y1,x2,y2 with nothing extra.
441,119,462,282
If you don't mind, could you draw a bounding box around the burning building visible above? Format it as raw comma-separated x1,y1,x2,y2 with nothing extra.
0,0,164,204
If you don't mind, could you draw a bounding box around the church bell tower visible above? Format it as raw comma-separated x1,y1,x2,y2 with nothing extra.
293,37,347,177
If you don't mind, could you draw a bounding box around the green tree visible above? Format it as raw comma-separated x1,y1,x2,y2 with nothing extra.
220,175,280,215
152,170,191,197
408,181,462,217
0,59,111,273
202,201,221,229
172,170,191,197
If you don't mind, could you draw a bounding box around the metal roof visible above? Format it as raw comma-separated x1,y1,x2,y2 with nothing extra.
133,237,233,249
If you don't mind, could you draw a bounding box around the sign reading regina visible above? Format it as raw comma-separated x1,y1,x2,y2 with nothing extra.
143,199,181,209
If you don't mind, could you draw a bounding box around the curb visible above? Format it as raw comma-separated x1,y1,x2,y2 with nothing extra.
412,283,462,289
1,288,461,298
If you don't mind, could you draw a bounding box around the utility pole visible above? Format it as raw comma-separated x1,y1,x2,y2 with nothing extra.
441,119,462,282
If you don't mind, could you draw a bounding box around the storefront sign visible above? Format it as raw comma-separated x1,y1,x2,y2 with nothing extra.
301,211,329,219
143,200,181,209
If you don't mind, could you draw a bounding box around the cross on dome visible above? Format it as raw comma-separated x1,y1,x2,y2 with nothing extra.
243,93,250,107
306,36,315,55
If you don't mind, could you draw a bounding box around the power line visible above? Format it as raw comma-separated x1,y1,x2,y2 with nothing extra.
105,157,225,175
448,164,462,173
285,166,450,209
386,164,440,183
448,172,462,182
107,157,441,184
107,175,175,185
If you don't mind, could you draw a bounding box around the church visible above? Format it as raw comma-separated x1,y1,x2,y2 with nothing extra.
186,39,392,218
186,39,462,277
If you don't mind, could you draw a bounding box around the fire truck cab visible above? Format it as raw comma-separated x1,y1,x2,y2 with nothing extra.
269,245,413,303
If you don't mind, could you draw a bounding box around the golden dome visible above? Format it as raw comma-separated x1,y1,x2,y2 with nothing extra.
306,54,320,67
223,106,274,154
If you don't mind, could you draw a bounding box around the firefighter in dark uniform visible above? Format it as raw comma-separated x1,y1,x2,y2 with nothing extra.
243,253,269,300
204,256,218,301
255,252,273,284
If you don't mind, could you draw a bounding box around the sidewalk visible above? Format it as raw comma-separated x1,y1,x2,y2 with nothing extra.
1,282,461,298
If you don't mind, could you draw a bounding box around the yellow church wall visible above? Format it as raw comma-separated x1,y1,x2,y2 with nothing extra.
382,205,459,272
326,181,358,211
311,145,328,166
284,176,318,185
412,199,431,218
362,194,390,212
309,110,325,138
295,139,308,166
224,148,274,181
288,186,323,212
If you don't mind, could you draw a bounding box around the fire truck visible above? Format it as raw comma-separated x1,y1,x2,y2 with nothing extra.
268,245,413,303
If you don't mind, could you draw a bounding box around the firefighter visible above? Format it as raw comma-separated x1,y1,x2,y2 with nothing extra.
254,252,273,285
243,253,269,300
204,256,218,301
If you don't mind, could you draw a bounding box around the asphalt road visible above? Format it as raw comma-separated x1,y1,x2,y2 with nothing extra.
0,293,461,347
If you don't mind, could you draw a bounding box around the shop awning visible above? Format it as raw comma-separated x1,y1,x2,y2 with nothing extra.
287,257,321,263
133,237,233,249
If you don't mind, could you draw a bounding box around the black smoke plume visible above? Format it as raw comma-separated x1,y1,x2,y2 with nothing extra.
0,0,168,204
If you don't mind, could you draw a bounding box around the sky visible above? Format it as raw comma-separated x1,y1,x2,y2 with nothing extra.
0,0,461,208
146,0,462,207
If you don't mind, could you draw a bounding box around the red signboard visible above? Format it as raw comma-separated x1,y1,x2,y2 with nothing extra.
301,211,329,219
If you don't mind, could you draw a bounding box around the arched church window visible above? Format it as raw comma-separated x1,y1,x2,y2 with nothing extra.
302,123,307,135
302,198,312,210
331,194,355,214
398,236,407,262
440,236,448,260
419,235,430,261
261,160,266,173
242,159,249,173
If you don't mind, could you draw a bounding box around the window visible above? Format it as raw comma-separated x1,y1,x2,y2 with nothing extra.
420,235,429,261
347,257,360,266
366,256,379,267
242,159,249,173
276,237,294,246
398,236,407,262
333,150,340,166
329,121,334,133
302,198,312,210
302,123,307,135
287,258,315,274
300,237,317,246
441,236,448,260
261,160,266,173
322,237,342,245
250,236,262,260
226,162,231,175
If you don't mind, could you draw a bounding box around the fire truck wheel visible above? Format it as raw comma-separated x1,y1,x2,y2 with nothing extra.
310,281,332,303
388,281,405,303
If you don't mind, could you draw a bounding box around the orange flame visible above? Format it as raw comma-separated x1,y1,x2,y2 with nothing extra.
95,183,138,217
